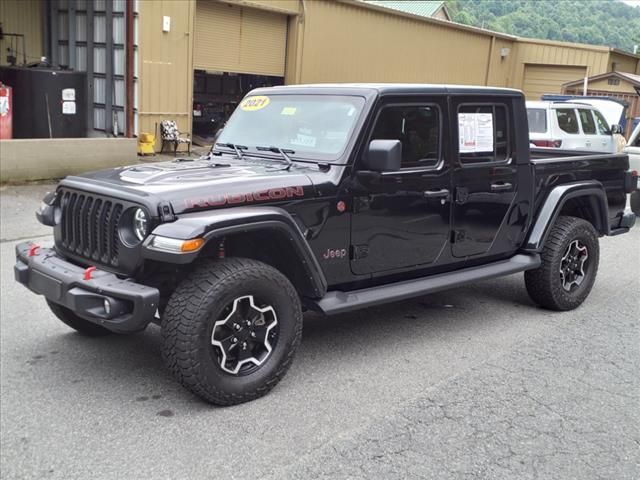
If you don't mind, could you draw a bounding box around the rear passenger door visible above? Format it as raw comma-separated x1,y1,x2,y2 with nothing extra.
576,107,599,152
592,109,615,153
450,97,529,259
554,107,582,150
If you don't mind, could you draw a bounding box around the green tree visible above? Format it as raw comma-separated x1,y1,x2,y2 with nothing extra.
446,0,640,53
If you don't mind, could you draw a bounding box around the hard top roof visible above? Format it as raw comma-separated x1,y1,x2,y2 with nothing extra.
249,83,523,97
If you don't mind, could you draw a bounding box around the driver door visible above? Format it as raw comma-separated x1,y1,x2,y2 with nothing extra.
350,99,451,275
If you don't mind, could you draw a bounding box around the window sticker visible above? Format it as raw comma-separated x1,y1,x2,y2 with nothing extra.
458,112,493,153
290,133,317,148
62,88,76,101
281,107,297,116
239,95,270,111
62,101,76,115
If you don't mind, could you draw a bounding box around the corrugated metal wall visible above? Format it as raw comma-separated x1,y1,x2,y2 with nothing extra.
135,0,640,139
513,40,611,99
137,0,194,143
522,64,587,100
226,0,300,14
609,52,639,75
194,0,287,76
0,0,44,66
294,0,514,85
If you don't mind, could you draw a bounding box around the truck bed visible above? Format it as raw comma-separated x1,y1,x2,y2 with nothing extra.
529,148,630,231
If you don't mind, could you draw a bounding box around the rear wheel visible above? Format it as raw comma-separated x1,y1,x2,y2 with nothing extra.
46,300,113,336
525,216,599,311
161,257,302,405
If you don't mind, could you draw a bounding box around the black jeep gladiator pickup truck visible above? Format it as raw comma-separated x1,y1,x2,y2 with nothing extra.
15,84,637,405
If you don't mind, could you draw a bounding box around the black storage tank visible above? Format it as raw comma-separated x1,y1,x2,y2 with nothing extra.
0,66,87,138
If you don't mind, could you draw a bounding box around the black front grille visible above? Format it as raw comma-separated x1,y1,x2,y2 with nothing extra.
59,190,124,266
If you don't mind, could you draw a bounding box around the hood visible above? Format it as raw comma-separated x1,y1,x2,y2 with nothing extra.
67,157,319,215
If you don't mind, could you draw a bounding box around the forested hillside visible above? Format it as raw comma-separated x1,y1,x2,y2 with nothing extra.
446,0,640,53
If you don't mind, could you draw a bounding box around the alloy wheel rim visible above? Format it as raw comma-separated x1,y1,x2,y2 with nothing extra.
559,239,589,292
211,295,278,375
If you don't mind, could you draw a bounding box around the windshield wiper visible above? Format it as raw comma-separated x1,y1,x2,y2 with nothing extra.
256,146,294,170
215,142,247,160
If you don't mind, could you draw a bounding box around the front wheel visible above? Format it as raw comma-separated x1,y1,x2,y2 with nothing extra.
161,258,302,405
525,216,599,311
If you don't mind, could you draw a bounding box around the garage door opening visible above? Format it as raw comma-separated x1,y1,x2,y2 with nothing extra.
192,70,283,145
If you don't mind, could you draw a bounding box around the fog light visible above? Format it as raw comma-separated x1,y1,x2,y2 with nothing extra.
104,299,111,316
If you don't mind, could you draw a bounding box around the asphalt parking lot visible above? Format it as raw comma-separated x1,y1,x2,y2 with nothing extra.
1,183,638,480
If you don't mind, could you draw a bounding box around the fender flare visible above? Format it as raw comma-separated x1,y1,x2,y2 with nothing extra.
142,206,327,298
523,181,609,252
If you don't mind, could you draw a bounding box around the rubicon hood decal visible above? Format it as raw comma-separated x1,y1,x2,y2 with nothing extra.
185,186,305,209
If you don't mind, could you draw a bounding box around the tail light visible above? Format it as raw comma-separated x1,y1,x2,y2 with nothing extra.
193,104,202,117
531,139,562,148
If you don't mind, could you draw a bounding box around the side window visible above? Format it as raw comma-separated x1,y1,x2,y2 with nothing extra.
458,104,510,164
371,105,440,168
578,109,596,134
556,109,579,134
527,108,547,133
593,110,611,135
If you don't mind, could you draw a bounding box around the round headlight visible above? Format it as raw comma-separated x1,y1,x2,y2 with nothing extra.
133,208,148,241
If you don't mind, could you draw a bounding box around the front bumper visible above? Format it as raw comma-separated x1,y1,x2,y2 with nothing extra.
14,242,159,333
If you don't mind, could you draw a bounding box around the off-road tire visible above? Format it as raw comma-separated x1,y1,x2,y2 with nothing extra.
46,299,113,336
630,190,640,216
525,216,599,311
161,257,303,406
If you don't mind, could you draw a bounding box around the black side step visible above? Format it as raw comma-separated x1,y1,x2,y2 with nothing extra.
312,254,541,315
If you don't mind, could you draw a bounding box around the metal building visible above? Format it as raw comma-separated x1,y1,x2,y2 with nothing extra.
1,0,639,148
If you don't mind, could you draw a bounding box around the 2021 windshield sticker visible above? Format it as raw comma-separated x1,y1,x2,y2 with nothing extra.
240,96,270,112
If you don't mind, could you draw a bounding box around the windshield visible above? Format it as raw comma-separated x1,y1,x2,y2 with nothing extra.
217,94,366,161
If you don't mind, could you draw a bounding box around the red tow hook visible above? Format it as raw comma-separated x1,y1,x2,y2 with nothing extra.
83,266,97,280
28,244,40,257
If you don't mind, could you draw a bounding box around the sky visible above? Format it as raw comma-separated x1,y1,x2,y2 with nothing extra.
620,0,640,6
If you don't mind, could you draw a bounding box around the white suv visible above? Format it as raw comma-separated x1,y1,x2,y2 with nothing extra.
527,101,619,153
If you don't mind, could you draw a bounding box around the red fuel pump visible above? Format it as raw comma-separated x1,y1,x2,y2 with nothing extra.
0,82,12,139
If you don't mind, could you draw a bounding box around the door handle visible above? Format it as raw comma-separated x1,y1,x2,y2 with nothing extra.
490,182,513,192
423,189,450,199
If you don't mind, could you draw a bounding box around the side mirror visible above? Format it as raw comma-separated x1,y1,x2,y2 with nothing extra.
610,124,623,135
363,140,402,172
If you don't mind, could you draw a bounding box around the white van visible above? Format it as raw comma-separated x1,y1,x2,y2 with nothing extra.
526,101,621,153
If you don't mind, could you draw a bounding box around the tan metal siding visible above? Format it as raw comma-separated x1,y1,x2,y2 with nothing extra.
138,0,195,145
0,0,43,66
223,0,300,15
522,64,587,100
609,52,639,74
513,40,610,91
297,0,510,85
194,0,287,76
